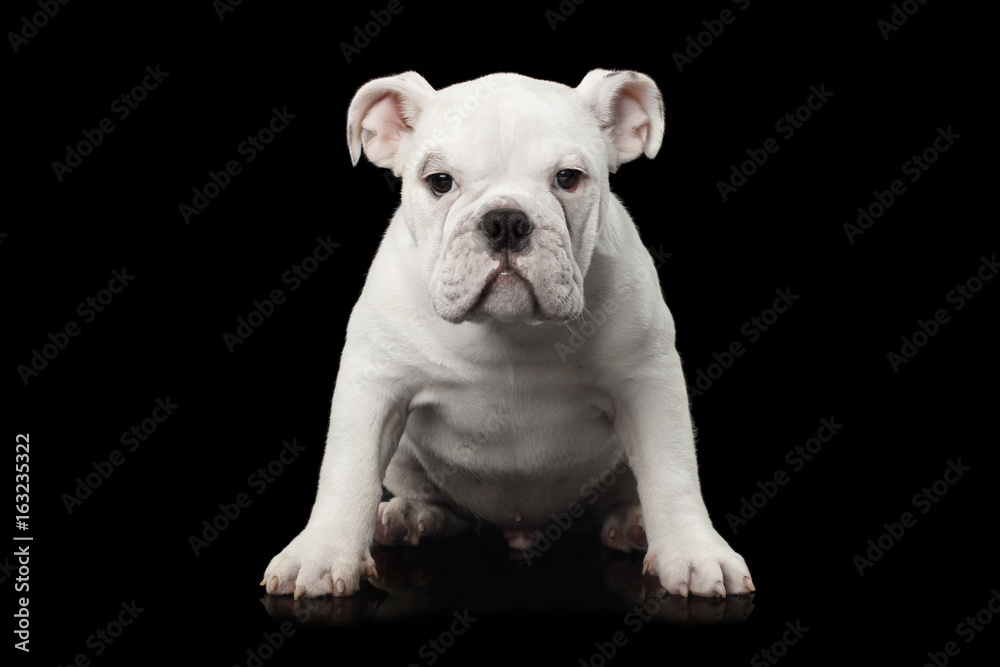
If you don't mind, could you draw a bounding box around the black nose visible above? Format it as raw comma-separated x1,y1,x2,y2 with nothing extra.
479,208,533,252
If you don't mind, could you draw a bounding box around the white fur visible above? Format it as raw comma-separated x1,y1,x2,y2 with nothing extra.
262,70,753,600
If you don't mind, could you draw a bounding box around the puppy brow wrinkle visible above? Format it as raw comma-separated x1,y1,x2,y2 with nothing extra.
418,151,448,177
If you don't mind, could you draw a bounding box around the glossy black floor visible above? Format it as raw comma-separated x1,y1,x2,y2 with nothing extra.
260,524,755,627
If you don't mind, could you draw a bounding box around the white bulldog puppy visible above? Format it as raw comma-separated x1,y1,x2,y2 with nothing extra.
262,69,754,599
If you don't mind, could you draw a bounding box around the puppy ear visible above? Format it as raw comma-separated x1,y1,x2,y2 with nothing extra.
576,69,665,171
347,71,435,171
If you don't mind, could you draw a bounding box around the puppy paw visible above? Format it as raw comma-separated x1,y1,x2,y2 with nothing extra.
643,533,754,598
600,503,647,553
375,497,470,546
261,531,377,599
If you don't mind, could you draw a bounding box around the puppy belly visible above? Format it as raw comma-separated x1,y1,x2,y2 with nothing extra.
432,463,632,529
388,429,636,529
386,377,635,527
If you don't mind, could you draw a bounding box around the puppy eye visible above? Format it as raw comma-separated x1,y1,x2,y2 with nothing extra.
555,169,582,191
428,173,455,195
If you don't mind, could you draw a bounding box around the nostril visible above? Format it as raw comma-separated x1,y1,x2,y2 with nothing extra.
512,217,532,238
480,219,501,237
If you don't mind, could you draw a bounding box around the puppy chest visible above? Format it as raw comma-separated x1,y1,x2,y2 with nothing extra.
406,380,616,473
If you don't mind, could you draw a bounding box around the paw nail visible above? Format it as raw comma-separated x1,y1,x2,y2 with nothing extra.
713,582,726,598
335,578,346,594
608,527,616,539
679,583,689,598
744,576,756,592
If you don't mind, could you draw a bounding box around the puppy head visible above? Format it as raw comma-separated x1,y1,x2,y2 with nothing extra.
347,69,663,324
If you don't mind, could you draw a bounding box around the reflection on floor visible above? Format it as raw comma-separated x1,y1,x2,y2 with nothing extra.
260,520,755,626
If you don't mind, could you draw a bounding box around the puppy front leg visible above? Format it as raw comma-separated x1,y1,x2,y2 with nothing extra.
614,351,754,598
262,357,410,598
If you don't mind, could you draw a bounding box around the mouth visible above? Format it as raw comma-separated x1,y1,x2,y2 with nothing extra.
491,268,522,287
481,265,529,293
483,251,534,287
483,252,526,286
469,258,540,321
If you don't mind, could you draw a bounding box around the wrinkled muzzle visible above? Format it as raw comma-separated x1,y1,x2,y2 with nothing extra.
428,197,584,323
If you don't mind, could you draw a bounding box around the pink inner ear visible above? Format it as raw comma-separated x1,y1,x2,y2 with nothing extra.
361,94,410,168
611,91,652,164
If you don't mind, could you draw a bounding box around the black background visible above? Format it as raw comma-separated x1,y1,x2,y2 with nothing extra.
5,0,996,665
